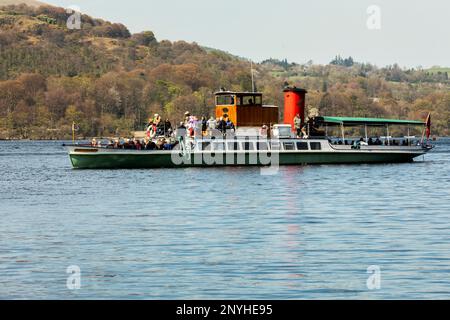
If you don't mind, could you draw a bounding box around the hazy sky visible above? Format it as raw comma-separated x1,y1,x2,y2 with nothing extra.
44,0,449,68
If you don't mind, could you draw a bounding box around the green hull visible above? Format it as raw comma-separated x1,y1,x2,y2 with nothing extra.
70,151,422,169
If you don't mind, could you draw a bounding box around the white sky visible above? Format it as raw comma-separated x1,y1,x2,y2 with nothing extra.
44,0,449,68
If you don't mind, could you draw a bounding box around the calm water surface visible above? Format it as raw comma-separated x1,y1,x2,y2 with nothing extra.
0,139,449,299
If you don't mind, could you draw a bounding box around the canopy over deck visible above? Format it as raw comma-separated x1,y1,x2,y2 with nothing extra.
315,116,425,126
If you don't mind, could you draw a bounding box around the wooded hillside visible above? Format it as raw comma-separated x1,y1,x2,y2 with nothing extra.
0,4,448,139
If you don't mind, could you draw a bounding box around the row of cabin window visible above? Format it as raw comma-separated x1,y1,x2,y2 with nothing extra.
216,95,263,106
198,141,322,151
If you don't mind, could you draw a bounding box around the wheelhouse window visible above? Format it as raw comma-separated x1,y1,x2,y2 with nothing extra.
310,142,322,150
241,95,258,106
216,95,235,106
296,142,309,150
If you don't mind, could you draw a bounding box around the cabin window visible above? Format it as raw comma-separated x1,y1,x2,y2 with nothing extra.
243,142,255,151
296,142,309,150
227,142,240,151
283,142,295,151
200,142,211,151
216,95,235,105
242,95,256,106
310,142,322,150
213,142,225,151
270,141,281,150
254,96,262,105
257,142,269,150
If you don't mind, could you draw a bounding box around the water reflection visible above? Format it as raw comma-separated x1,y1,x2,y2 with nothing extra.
0,139,449,299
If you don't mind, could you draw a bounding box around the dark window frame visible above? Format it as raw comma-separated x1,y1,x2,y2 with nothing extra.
283,142,295,151
296,142,309,150
310,142,322,150
216,95,235,106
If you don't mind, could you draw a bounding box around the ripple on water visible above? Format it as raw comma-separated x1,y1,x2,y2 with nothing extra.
0,139,449,299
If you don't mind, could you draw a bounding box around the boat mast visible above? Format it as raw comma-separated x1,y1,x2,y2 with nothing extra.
386,124,390,146
251,61,255,93
364,124,368,142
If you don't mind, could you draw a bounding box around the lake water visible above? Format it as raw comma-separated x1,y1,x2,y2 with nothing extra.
0,139,449,300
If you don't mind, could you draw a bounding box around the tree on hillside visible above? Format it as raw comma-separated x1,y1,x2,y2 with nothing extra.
131,31,157,47
330,55,354,67
0,80,25,115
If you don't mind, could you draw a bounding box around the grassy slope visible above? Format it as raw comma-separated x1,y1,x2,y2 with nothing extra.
427,66,450,75
0,3,448,138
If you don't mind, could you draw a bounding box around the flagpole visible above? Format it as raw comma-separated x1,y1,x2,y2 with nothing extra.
426,112,431,145
251,60,255,93
72,121,75,143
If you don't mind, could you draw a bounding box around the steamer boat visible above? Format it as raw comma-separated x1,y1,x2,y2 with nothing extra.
65,87,433,169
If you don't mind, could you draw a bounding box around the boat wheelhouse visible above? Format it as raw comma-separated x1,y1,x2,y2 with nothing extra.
215,90,278,127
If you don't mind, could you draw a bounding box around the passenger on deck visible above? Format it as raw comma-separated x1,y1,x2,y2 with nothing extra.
193,116,202,137
375,137,382,145
368,137,374,145
163,138,178,150
301,127,308,139
201,116,208,136
293,114,302,137
156,138,165,150
360,138,368,146
184,112,191,127
217,117,227,134
206,117,217,137
156,121,165,136
134,139,142,150
154,114,161,126
226,119,235,131
186,116,199,137
260,125,268,138
145,139,156,150
207,117,217,130
164,119,172,136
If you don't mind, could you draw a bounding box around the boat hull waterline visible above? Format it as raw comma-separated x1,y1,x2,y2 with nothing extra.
67,144,429,169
